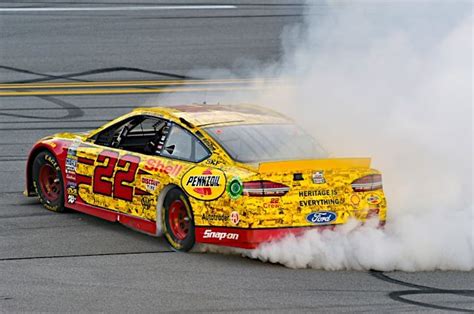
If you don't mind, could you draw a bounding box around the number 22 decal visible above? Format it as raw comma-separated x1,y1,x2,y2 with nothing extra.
93,151,140,201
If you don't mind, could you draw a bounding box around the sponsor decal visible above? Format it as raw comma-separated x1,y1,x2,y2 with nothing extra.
66,181,78,204
44,154,58,168
203,229,239,241
264,197,280,208
202,213,229,222
65,157,77,172
66,172,76,181
202,138,216,151
306,211,337,224
299,198,345,207
67,141,80,157
230,211,240,225
366,193,381,205
299,189,343,207
299,189,338,197
227,177,243,200
141,197,152,210
181,166,226,201
312,171,325,184
144,159,183,177
350,194,361,205
206,159,219,166
67,195,76,204
66,183,78,196
141,177,160,192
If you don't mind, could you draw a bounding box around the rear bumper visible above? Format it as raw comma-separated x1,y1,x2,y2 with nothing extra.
195,225,334,249
195,220,386,249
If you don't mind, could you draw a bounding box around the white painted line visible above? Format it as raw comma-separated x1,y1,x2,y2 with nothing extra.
0,5,236,13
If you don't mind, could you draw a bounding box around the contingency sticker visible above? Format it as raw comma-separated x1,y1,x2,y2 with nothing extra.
181,166,226,201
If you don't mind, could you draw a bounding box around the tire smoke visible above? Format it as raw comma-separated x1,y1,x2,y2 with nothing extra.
159,1,473,271
247,1,473,271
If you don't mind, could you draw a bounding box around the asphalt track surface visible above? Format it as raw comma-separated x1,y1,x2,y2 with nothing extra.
0,1,473,312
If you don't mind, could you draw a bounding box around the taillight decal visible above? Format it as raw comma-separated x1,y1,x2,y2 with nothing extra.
351,174,383,192
243,180,289,197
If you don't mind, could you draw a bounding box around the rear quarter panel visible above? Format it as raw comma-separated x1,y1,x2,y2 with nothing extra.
191,164,387,229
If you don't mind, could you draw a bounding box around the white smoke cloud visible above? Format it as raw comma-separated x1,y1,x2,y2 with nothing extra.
246,1,473,271
162,1,473,271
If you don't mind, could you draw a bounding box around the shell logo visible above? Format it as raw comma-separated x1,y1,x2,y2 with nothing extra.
181,166,226,201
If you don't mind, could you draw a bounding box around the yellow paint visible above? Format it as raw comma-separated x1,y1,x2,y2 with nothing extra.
0,86,280,97
0,78,284,89
43,104,387,230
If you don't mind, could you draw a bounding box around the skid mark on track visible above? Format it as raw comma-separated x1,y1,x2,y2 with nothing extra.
0,126,93,131
0,105,135,112
0,65,194,84
0,250,173,262
0,119,108,124
370,271,474,312
0,95,83,120
0,65,87,83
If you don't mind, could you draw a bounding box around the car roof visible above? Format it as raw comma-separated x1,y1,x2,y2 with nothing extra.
133,104,292,127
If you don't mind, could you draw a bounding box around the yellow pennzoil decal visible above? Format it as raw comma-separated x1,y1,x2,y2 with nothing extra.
181,166,226,201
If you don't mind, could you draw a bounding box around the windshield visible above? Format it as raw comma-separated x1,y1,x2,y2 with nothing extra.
204,124,327,163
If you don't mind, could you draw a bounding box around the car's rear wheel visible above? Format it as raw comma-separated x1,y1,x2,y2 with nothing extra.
163,188,195,252
32,151,66,212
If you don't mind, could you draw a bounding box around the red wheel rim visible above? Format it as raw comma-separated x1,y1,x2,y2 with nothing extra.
38,164,61,202
168,199,190,241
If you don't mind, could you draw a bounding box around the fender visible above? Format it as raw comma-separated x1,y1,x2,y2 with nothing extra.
25,139,70,196
155,184,178,236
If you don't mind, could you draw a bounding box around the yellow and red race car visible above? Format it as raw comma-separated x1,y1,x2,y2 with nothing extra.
25,104,387,251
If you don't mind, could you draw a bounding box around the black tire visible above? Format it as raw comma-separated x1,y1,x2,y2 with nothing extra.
163,188,195,252
32,151,66,212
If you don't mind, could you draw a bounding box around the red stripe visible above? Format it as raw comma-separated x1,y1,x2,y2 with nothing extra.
135,188,152,196
75,174,92,185
137,169,152,175
70,201,156,235
77,157,95,165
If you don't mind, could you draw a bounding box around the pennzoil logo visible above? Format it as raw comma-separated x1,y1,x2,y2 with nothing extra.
181,166,226,201
366,193,381,205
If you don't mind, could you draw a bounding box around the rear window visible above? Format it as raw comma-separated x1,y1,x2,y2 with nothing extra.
204,124,327,163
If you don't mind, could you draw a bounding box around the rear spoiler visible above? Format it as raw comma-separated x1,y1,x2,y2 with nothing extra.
258,158,371,174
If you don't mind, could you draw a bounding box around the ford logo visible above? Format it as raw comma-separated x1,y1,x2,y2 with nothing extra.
306,211,337,224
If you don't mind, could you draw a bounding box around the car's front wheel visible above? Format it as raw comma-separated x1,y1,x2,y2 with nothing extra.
32,151,66,212
163,188,195,252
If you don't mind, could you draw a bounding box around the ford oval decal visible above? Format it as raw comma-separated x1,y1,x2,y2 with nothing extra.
306,211,337,224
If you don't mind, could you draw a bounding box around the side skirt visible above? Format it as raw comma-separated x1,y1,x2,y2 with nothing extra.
71,202,157,236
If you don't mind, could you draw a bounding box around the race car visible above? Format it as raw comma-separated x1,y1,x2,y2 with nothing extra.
25,104,387,251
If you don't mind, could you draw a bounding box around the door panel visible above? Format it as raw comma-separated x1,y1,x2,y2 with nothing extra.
68,142,192,221
64,116,204,221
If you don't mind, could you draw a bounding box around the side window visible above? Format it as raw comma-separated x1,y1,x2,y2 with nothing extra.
161,124,210,162
93,115,167,155
127,118,164,137
94,118,135,147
